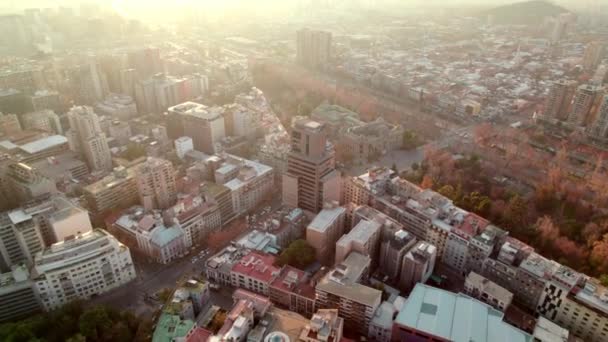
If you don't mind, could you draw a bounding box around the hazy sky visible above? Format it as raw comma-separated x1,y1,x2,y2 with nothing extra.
1,0,606,15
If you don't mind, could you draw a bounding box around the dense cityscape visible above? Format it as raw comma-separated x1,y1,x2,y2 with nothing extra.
0,0,607,341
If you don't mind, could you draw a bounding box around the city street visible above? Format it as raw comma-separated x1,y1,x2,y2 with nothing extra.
89,248,212,316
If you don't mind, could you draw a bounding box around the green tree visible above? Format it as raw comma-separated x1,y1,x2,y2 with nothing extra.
438,185,455,199
600,275,608,287
276,239,316,269
78,306,112,340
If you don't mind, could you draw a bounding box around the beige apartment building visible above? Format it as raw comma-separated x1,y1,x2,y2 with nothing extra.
83,166,139,218
306,204,346,265
135,157,177,210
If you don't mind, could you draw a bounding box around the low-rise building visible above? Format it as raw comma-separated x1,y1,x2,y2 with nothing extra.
230,251,280,296
464,272,513,312
32,229,136,311
392,283,533,342
298,309,344,342
268,265,316,317
113,207,190,264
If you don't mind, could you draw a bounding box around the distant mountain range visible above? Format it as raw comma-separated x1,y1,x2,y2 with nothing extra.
482,0,569,25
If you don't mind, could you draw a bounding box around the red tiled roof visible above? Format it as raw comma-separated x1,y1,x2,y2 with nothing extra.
457,213,490,237
231,251,280,283
186,327,212,342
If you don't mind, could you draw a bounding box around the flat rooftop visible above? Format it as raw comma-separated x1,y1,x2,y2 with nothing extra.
308,206,346,233
18,135,67,154
395,284,532,342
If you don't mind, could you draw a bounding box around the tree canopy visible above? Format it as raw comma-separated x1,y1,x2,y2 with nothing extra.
276,239,316,269
0,301,152,342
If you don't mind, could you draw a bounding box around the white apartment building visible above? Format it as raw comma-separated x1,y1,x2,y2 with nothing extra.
214,154,274,217
166,195,222,244
113,208,190,264
32,229,136,311
174,136,194,159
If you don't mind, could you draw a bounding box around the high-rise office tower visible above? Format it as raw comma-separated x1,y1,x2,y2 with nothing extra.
296,28,332,69
283,118,340,213
583,42,604,72
589,95,608,139
167,102,226,154
544,80,577,121
568,84,605,126
66,106,113,172
135,157,177,210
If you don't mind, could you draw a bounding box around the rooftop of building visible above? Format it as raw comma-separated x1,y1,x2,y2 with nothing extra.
200,181,231,198
293,118,325,133
457,213,490,237
152,312,195,342
221,155,273,192
0,265,30,291
371,300,400,329
83,165,138,194
34,229,125,269
206,245,249,274
234,230,279,254
396,283,532,342
317,252,381,308
389,229,417,250
267,307,311,341
466,272,513,303
168,101,224,121
300,309,342,342
352,167,396,194
406,241,437,263
336,219,380,248
233,289,273,315
310,103,362,126
14,135,67,155
519,252,559,280
185,327,213,342
532,317,570,342
269,265,315,299
29,152,87,180
231,251,280,283
472,224,508,247
573,278,608,316
307,205,345,233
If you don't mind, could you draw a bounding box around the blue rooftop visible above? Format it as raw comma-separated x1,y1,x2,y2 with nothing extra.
395,284,532,342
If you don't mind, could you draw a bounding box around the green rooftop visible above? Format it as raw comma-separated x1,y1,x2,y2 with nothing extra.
152,313,195,342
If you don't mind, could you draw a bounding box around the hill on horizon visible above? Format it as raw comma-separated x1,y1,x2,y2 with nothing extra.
482,0,569,25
